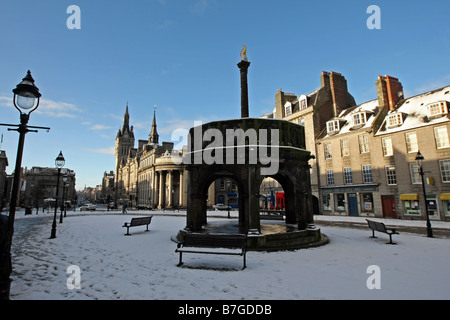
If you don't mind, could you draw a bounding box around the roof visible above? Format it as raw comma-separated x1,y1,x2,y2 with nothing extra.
321,99,379,139
376,85,450,136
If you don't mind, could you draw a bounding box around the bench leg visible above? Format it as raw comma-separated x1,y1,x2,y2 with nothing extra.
146,224,149,231
370,230,377,238
387,234,396,245
243,253,246,270
125,227,131,236
178,252,183,267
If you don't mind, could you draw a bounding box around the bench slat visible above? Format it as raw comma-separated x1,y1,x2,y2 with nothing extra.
366,219,399,244
176,233,247,269
123,216,153,235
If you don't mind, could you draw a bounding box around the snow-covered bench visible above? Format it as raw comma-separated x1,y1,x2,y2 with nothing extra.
366,219,399,244
122,216,153,235
175,233,247,269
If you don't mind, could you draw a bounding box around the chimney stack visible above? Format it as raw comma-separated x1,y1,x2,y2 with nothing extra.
376,75,404,110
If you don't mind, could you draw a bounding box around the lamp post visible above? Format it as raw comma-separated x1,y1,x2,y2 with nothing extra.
50,151,65,239
415,151,433,238
0,71,49,300
63,178,69,217
60,176,68,222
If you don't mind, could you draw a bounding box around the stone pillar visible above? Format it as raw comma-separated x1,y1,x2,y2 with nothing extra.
247,166,260,234
158,170,164,209
179,170,183,207
168,170,173,208
237,60,251,118
151,169,156,207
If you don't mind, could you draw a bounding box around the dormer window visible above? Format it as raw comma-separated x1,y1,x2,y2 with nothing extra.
427,101,448,119
284,102,292,116
299,95,308,110
327,120,340,134
353,112,367,126
386,113,404,128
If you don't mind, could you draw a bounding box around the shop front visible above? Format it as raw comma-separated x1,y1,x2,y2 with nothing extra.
320,184,379,217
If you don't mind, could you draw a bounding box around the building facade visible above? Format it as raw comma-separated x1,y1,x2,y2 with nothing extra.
114,106,188,209
263,71,357,207
22,166,76,211
270,71,450,221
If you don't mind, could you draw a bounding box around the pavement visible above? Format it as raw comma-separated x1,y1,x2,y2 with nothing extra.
15,206,450,238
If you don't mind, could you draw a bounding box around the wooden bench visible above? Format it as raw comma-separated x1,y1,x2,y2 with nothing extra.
175,233,247,269
366,219,399,244
122,216,153,235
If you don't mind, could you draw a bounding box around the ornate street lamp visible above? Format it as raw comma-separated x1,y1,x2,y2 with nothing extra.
50,151,65,239
415,151,433,238
0,71,49,300
60,175,68,222
63,176,69,218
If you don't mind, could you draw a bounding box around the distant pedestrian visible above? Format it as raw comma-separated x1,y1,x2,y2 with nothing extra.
122,203,127,214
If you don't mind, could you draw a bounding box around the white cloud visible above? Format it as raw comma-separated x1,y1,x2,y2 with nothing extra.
87,146,115,155
0,96,81,118
90,124,112,131
35,98,82,118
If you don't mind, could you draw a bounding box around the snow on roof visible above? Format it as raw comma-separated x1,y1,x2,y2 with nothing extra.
375,85,450,136
323,99,379,138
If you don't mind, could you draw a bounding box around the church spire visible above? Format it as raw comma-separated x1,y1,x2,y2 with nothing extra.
149,105,159,144
122,103,130,134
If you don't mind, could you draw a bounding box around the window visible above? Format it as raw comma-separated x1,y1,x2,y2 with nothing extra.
359,134,369,153
353,112,367,126
362,165,373,183
427,101,448,118
361,193,374,212
327,170,335,186
327,120,340,134
335,193,345,211
382,137,393,156
299,95,308,110
385,166,397,185
409,163,421,184
322,194,331,211
386,113,403,128
403,200,420,215
440,159,450,182
343,167,353,184
434,126,450,149
285,102,292,116
405,132,418,153
324,142,332,159
340,138,350,157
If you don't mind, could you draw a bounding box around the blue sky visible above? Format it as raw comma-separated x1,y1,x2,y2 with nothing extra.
0,0,449,190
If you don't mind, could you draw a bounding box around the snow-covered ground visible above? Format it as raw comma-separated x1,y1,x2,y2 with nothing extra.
7,210,450,300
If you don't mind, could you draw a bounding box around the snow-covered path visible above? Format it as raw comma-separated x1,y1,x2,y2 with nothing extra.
8,213,450,300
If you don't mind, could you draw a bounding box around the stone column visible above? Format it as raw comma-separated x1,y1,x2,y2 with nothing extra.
168,170,173,208
158,170,164,209
247,166,260,234
237,60,251,118
179,170,183,207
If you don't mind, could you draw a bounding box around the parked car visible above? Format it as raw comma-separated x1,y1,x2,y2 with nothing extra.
79,204,96,211
136,204,152,210
213,203,231,211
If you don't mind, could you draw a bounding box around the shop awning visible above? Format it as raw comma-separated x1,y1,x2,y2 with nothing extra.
440,194,450,200
399,194,419,201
